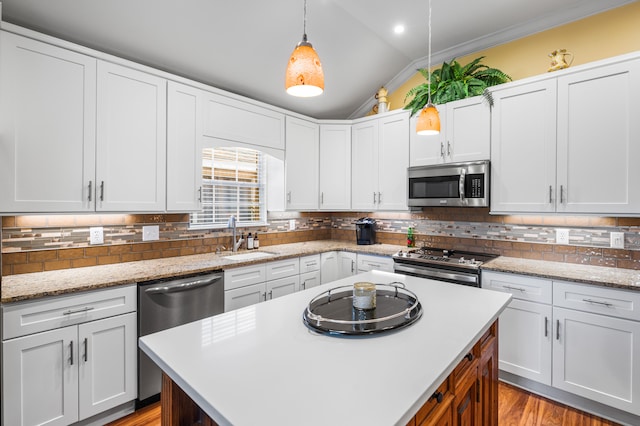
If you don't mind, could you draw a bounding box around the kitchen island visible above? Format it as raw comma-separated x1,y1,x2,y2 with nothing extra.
139,271,511,425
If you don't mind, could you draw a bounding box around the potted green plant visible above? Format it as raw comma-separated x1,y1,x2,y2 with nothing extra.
404,56,511,116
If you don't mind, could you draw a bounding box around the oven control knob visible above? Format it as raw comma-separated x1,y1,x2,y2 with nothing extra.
458,257,465,263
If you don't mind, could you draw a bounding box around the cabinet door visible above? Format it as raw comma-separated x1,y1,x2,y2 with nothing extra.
0,32,96,213
490,80,557,213
300,270,321,291
553,306,640,416
419,394,453,426
351,120,379,210
266,276,299,300
167,81,203,211
225,283,266,312
320,251,339,284
446,96,491,163
285,116,319,210
499,299,552,385
2,326,79,426
452,364,479,426
96,61,167,212
557,58,640,214
78,312,137,420
478,332,498,426
319,124,351,210
378,112,409,210
409,105,447,166
338,251,358,279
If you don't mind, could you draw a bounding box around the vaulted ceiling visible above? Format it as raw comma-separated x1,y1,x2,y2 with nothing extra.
0,0,633,119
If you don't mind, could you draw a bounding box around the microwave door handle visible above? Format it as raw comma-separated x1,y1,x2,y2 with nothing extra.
459,169,466,203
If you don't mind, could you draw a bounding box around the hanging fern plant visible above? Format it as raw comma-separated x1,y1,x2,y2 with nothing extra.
404,56,511,116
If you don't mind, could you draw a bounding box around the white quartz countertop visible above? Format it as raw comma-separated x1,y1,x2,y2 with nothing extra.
139,271,512,426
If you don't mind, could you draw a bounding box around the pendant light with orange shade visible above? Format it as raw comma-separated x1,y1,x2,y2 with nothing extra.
416,0,440,135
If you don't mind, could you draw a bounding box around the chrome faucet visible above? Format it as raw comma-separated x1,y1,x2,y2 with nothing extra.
227,215,244,252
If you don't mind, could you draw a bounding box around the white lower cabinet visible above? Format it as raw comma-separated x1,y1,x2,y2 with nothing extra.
2,286,137,426
320,251,339,284
338,252,357,278
483,270,640,416
300,270,321,291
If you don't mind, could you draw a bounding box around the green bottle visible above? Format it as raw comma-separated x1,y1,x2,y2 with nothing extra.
407,227,415,247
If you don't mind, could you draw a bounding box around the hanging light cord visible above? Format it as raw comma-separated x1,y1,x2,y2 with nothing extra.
302,0,308,42
427,0,433,106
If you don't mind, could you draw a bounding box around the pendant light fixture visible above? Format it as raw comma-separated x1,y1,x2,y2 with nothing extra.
416,0,440,135
285,0,324,97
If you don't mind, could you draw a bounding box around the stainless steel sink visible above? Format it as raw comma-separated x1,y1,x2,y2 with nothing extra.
223,251,275,261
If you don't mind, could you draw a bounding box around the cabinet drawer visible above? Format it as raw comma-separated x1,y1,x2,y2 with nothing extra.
356,254,394,273
224,264,267,290
2,285,136,340
413,376,451,426
265,258,300,281
553,281,640,321
299,254,321,273
482,271,552,304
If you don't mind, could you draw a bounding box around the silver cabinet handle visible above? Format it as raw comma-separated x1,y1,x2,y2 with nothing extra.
268,290,273,300
549,185,552,204
556,319,560,340
560,185,564,204
373,192,377,203
198,186,202,202
544,317,548,337
583,298,613,307
440,142,444,158
321,192,324,205
378,192,382,203
145,275,222,295
88,181,93,202
351,260,355,273
262,292,267,301
63,307,95,315
503,285,526,292
287,191,291,203
100,181,105,201
447,141,451,157
83,338,88,362
301,281,306,290
69,340,74,366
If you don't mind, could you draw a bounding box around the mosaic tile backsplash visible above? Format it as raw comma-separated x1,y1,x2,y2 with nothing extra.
2,208,640,276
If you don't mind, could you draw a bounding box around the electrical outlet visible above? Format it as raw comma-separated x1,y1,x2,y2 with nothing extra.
610,232,625,249
556,228,569,245
89,227,104,245
143,225,160,242
289,219,296,231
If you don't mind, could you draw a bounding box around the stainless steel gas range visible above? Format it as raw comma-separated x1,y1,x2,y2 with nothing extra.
392,247,497,287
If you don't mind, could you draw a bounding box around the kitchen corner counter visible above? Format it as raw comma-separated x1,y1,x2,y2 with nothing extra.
482,257,640,291
1,240,404,303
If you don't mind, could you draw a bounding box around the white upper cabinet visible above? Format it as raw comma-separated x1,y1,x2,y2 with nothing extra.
167,81,203,212
556,58,640,214
0,31,97,213
319,123,351,210
285,116,319,210
96,61,167,212
202,92,285,151
410,96,490,166
352,110,409,211
490,78,558,214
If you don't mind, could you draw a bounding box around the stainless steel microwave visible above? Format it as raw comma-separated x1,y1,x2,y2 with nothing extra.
407,160,490,207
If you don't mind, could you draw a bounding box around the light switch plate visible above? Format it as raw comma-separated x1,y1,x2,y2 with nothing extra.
143,225,160,241
556,229,569,245
89,227,104,245
289,219,296,231
610,232,625,249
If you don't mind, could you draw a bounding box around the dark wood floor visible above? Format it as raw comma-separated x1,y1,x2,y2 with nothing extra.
108,382,621,426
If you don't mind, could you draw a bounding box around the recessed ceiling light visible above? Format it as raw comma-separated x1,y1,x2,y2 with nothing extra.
393,24,405,34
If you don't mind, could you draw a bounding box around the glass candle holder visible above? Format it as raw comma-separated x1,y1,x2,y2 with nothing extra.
353,282,376,310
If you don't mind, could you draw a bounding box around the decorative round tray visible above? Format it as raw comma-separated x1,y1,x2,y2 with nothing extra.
302,282,422,336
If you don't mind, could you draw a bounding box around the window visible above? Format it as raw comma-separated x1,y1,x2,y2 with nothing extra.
190,147,266,228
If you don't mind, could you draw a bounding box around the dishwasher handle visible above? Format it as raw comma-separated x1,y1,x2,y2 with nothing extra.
144,274,222,295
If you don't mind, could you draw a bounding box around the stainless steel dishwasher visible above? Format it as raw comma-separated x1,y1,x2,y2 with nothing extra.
137,271,224,406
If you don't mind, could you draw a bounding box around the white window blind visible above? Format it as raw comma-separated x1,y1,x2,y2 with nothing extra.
190,147,266,228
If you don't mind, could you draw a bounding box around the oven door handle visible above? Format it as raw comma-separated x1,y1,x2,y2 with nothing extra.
394,263,478,285
145,275,222,295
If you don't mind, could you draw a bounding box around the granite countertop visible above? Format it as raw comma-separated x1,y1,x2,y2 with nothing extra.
139,271,511,425
0,241,404,303
482,257,640,291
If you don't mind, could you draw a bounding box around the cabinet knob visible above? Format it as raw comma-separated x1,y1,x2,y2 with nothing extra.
465,352,474,362
431,391,444,404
